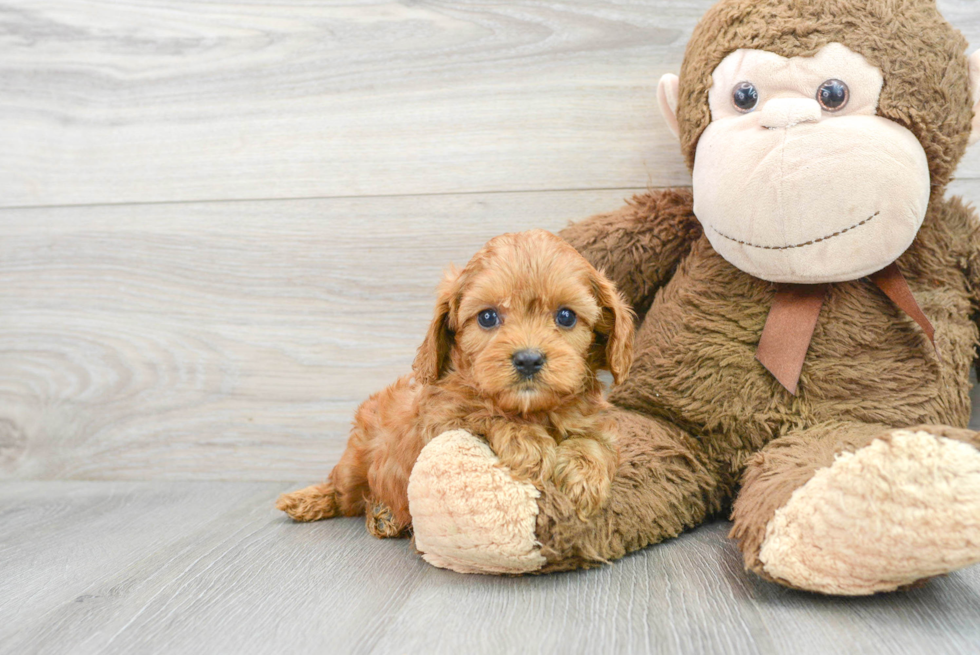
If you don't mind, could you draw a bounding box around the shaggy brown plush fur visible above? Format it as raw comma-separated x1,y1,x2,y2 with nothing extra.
277,230,634,533
536,187,980,577
478,0,980,584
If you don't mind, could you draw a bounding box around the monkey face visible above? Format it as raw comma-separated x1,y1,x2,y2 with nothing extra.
688,43,932,284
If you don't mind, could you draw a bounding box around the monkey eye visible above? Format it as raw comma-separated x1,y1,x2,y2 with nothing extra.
555,307,577,329
817,79,849,111
477,308,499,329
732,82,759,113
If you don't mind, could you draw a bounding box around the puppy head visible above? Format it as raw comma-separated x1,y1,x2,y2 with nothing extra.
413,230,634,414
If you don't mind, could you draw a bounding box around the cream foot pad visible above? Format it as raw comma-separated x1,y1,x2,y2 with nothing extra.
408,430,546,574
759,430,980,595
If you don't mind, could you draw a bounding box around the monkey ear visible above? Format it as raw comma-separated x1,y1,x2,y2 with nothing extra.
658,73,681,141
412,267,460,385
589,269,636,385
969,51,980,146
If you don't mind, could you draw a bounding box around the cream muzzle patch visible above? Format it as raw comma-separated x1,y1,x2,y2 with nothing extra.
690,44,931,284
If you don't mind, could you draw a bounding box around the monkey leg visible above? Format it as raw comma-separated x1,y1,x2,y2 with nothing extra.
407,410,728,574
731,422,980,595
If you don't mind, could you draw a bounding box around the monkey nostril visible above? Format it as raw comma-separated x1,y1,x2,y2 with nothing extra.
512,349,545,378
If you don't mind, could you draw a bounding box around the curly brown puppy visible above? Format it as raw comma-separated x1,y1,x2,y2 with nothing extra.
277,229,634,537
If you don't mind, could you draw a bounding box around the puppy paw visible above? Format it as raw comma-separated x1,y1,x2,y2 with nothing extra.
366,501,409,539
276,483,338,522
492,427,557,486
553,439,617,520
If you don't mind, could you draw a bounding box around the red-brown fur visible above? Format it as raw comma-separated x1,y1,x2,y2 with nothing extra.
276,230,634,536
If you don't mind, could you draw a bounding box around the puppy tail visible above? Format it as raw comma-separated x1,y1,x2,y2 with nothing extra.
276,482,340,522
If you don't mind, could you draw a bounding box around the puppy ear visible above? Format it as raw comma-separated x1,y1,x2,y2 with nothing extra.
590,268,635,385
413,267,460,384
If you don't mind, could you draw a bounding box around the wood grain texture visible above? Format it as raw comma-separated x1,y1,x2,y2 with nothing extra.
2,0,978,208
3,182,980,481
1,482,978,655
0,189,644,480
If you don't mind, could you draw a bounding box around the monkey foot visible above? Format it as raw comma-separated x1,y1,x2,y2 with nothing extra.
407,430,546,574
758,429,980,595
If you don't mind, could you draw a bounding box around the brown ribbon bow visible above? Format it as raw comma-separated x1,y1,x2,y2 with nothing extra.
755,263,937,395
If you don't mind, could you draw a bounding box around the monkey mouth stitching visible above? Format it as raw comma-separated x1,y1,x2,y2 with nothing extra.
709,211,881,251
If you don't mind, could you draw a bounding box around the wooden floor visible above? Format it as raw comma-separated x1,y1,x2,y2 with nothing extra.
2,482,979,655
2,1,980,653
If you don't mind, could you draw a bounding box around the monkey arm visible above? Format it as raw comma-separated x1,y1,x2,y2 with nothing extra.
558,188,701,321
920,194,980,378
942,196,980,374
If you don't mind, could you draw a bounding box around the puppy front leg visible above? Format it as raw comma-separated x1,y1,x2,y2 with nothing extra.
365,500,410,538
554,431,619,520
485,422,557,486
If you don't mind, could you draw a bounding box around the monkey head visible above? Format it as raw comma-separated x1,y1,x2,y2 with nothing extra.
658,0,980,284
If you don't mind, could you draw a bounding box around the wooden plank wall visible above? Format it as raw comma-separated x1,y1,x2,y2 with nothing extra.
2,1,979,481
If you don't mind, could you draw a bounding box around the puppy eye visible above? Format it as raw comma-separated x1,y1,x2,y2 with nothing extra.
732,81,759,113
555,308,577,328
477,309,499,329
817,79,849,112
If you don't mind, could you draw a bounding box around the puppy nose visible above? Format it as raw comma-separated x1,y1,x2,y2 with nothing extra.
758,98,822,129
512,349,545,378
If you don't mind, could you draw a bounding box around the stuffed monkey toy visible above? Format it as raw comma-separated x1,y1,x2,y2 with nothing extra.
405,0,980,595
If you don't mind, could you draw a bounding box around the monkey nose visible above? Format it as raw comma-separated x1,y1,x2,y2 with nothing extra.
758,98,822,129
512,349,545,378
